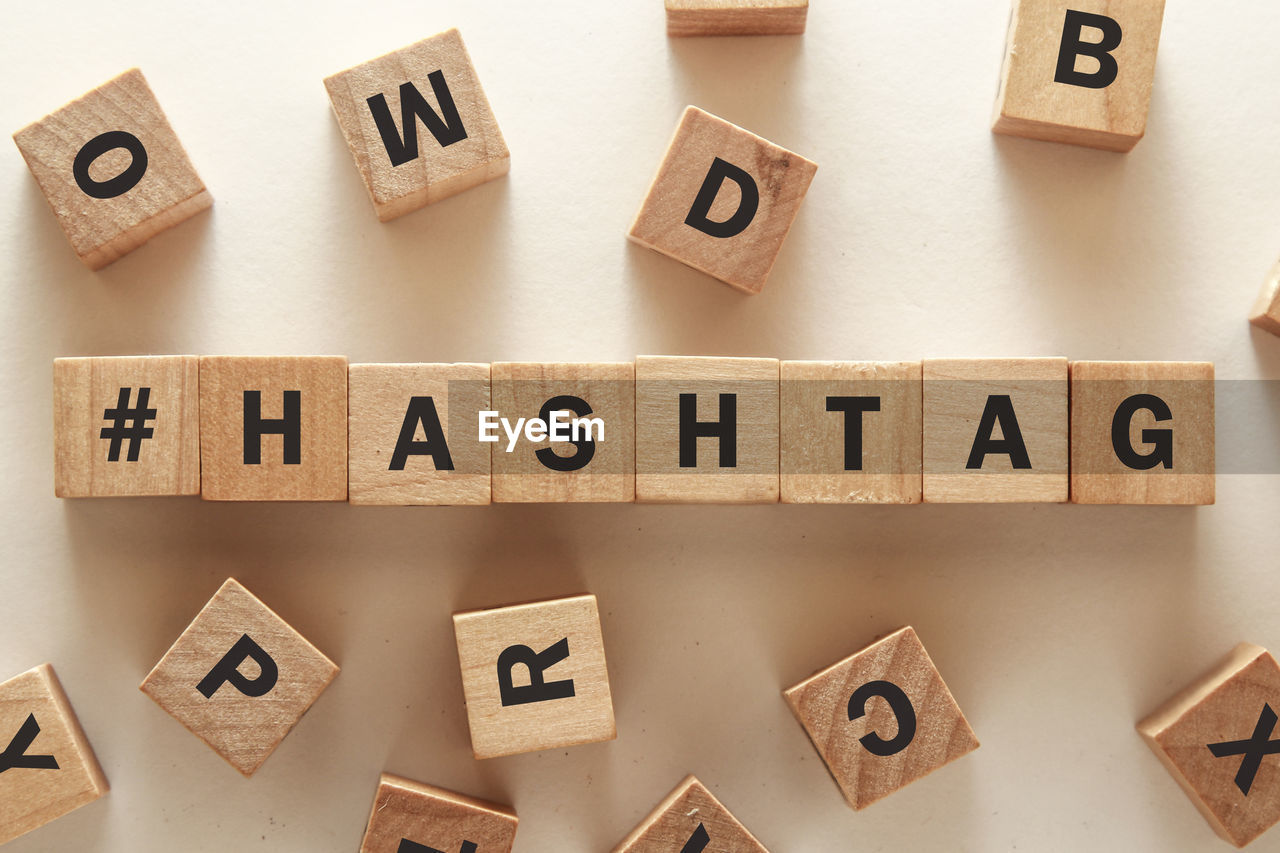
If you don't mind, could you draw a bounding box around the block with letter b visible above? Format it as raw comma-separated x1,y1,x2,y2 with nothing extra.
358,773,518,853
611,776,771,853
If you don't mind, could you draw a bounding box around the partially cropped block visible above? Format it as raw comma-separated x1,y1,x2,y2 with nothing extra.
325,29,510,221
922,358,1068,503
359,773,518,853
140,578,339,776
0,665,108,846
12,68,211,268
1250,261,1280,337
780,361,922,504
453,594,615,759
611,776,770,853
993,0,1166,152
199,356,348,501
666,0,808,36
53,355,199,497
629,107,816,294
784,626,979,810
1139,644,1280,848
490,362,635,502
1070,361,1214,505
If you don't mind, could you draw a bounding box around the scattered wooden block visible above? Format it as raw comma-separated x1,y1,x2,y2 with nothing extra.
780,360,922,504
199,356,348,501
349,363,491,506
490,362,635,503
359,773,518,853
1070,361,1214,505
12,68,211,269
922,358,1068,503
784,626,979,810
452,594,615,759
636,356,779,503
992,0,1166,152
140,578,339,776
666,0,808,36
0,664,108,846
53,355,200,497
628,107,816,294
611,776,770,852
1138,643,1280,847
1250,261,1280,337
324,29,510,222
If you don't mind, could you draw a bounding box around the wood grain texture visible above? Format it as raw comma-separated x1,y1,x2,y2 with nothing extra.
1138,644,1280,848
636,356,779,503
324,29,510,222
490,362,635,503
992,0,1166,152
1249,261,1280,337
453,594,615,759
0,665,108,846
611,776,770,853
199,356,348,501
628,107,816,294
922,358,1068,503
359,773,518,853
349,363,491,506
780,361,922,504
666,0,807,36
12,68,211,268
53,355,200,497
784,626,979,810
1070,361,1214,505
139,578,339,776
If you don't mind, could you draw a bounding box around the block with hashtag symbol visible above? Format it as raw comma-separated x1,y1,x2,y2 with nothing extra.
358,773,518,853
0,664,109,846
1139,643,1280,847
610,776,771,853
53,355,200,497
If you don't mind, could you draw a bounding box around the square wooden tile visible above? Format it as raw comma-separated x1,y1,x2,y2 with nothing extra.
611,776,770,852
1249,261,1280,337
359,773,518,853
666,0,808,36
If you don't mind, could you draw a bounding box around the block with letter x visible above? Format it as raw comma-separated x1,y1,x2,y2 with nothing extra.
611,776,771,853
358,773,518,853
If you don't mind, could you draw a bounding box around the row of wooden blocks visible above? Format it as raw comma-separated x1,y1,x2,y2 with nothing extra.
54,356,1216,505
5,580,1278,847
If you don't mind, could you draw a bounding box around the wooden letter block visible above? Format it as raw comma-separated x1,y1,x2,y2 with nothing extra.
12,68,211,269
992,0,1166,152
453,594,615,759
325,29,510,222
666,0,808,36
784,626,979,810
349,363,491,506
0,665,108,846
140,578,339,776
1138,643,1280,847
359,773,518,853
490,362,635,503
1070,361,1214,505
53,355,199,497
922,358,1068,503
199,356,348,501
780,361,922,504
611,776,770,853
636,356,779,503
628,107,816,294
1250,261,1280,337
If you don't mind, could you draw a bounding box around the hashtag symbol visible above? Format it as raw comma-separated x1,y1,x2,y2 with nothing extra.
100,387,157,462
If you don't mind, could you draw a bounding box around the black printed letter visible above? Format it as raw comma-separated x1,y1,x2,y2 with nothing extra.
679,393,737,468
197,634,279,699
0,715,59,774
497,638,576,707
848,680,917,757
537,395,595,472
685,157,759,239
966,395,1032,470
390,397,454,471
825,396,881,471
73,130,148,199
1054,10,1122,89
366,73,468,167
243,390,301,465
1111,393,1173,470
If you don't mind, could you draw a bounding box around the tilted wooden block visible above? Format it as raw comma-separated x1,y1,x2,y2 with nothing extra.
784,626,979,810
325,29,510,222
611,776,770,853
490,362,635,503
12,68,211,269
199,356,348,501
0,665,108,846
666,0,808,36
349,363,491,506
629,107,816,294
53,355,200,497
922,358,1068,503
359,773,518,853
1250,261,1280,337
636,356,779,503
1138,643,1280,847
993,0,1166,152
453,594,615,759
140,578,339,776
780,361,922,504
1070,361,1214,505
